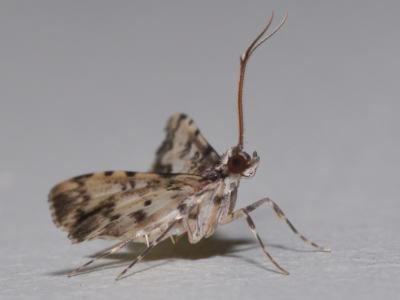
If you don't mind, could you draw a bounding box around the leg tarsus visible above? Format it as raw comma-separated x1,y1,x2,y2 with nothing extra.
68,235,139,277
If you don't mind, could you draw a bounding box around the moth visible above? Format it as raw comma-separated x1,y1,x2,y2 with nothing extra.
49,12,330,281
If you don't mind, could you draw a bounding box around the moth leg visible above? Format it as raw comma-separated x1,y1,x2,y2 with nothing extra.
248,198,330,252
115,219,179,280
219,207,289,275
172,233,186,249
169,234,176,244
68,234,140,277
219,198,330,274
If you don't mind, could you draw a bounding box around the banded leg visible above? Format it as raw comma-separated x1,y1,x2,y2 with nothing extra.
68,234,140,277
219,198,330,274
219,208,289,275
249,198,330,252
115,219,179,280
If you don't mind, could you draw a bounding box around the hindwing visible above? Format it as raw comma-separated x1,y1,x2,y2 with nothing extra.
150,114,220,175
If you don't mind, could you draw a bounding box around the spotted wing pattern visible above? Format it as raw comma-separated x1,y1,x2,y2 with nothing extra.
49,170,208,243
150,114,220,175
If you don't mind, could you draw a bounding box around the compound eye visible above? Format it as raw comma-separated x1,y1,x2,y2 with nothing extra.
227,154,248,174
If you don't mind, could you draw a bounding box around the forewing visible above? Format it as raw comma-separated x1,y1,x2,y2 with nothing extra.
150,114,220,175
49,171,208,243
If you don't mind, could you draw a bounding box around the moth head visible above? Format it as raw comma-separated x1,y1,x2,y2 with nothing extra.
222,147,260,179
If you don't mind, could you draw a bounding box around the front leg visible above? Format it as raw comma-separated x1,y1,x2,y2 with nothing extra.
219,198,330,274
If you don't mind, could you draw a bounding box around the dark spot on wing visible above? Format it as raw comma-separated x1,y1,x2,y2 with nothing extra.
104,171,114,176
68,213,104,242
129,210,147,223
101,202,116,217
159,173,178,178
213,194,222,205
51,192,78,224
109,214,121,221
177,203,187,211
68,202,117,242
194,129,200,136
83,195,91,201
74,209,86,221
125,171,136,177
74,202,115,225
203,145,213,157
144,199,152,207
70,219,101,243
178,203,191,215
178,114,187,121
120,183,127,191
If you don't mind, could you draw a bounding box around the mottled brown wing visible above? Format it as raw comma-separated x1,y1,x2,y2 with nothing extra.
49,170,208,243
150,114,220,175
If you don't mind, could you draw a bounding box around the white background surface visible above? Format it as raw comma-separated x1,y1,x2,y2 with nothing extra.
1,1,399,299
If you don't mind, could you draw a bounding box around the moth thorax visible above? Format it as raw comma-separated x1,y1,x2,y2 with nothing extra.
227,151,251,174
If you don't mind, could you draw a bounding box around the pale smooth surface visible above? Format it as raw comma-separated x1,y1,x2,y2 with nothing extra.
1,2,399,300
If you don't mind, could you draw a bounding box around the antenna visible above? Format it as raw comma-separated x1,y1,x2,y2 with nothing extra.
236,11,288,150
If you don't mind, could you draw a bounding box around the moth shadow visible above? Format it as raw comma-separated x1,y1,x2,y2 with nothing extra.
49,235,320,277
49,235,255,277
